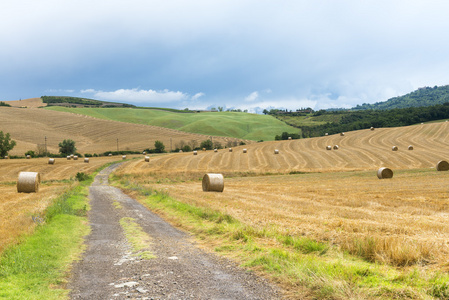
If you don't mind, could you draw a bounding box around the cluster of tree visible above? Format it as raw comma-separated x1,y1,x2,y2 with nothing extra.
0,101,11,107
274,132,301,140
41,96,135,108
296,102,449,138
353,85,449,110
263,108,314,116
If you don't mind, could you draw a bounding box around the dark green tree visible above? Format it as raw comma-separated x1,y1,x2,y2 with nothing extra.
200,139,213,150
154,140,165,153
59,139,76,155
0,131,16,157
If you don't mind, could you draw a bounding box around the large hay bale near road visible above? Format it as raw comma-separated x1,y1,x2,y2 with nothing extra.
202,173,224,192
144,156,150,162
84,158,89,163
377,167,393,179
243,149,247,153
122,155,127,160
333,145,339,150
17,172,40,193
436,160,449,171
392,146,398,151
48,158,55,165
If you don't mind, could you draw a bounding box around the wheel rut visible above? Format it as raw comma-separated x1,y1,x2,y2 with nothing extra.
69,163,281,300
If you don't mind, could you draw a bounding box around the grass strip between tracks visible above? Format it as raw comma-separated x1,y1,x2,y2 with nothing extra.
0,164,116,299
113,177,449,300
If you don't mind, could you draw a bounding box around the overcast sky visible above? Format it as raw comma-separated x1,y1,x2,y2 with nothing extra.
1,0,449,113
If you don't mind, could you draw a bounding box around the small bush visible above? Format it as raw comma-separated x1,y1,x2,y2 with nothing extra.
76,172,90,182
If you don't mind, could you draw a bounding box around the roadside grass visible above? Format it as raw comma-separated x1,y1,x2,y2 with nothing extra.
0,164,113,299
112,176,449,299
119,217,156,260
45,106,298,141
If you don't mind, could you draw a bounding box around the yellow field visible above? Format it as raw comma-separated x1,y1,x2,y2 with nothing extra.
116,122,449,271
4,97,47,108
0,106,244,156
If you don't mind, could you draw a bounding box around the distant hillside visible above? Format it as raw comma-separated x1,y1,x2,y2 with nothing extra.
44,106,298,141
41,96,135,108
353,85,449,110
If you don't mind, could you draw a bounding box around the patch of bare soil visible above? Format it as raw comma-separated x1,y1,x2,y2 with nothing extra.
68,164,282,299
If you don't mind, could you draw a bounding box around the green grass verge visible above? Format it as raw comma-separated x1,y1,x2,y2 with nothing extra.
0,171,100,299
44,106,298,141
119,217,156,260
113,178,449,299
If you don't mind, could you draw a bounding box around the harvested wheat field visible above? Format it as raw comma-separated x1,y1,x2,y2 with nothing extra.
123,121,449,175
0,155,127,253
0,106,246,156
4,97,47,108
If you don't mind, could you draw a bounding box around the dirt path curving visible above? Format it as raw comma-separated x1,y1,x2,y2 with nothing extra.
68,163,282,299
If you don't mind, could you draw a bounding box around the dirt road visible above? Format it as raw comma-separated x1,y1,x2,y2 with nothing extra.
68,164,281,299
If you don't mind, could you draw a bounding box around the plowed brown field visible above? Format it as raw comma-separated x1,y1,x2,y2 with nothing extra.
0,107,242,156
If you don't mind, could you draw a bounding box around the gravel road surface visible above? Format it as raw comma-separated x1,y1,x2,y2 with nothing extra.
68,163,282,299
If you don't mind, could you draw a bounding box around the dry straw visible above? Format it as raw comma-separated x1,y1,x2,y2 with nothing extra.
333,145,339,150
84,158,89,163
288,137,292,140
274,149,279,154
436,160,449,171
4,156,8,159
26,155,31,159
193,151,198,155
229,148,233,152
179,150,183,153
70,154,74,158
392,146,398,151
202,148,206,151
144,156,150,162
377,167,393,179
408,145,414,150
202,173,224,192
340,132,345,136
142,151,146,155
73,155,78,160
325,133,328,136
122,155,127,160
17,171,40,193
67,156,71,160
214,149,218,152
243,149,247,153
370,127,375,131
48,158,55,165
326,146,332,150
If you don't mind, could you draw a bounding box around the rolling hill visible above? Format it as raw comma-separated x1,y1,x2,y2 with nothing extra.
44,106,298,141
0,107,249,156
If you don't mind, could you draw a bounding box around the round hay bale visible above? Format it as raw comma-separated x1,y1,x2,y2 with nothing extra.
122,155,127,160
333,145,339,150
17,172,40,193
326,145,332,150
84,158,89,163
340,132,345,136
179,150,183,153
436,160,449,171
193,151,198,155
229,148,232,152
408,145,414,150
377,167,393,179
392,146,398,151
48,158,55,165
214,149,218,152
325,133,328,136
26,155,31,159
67,156,71,160
202,148,206,151
108,153,112,156
70,154,74,158
4,156,8,159
274,149,279,154
288,137,292,140
144,156,150,162
370,127,374,131
243,149,247,153
202,173,224,192
73,155,78,160
142,151,146,155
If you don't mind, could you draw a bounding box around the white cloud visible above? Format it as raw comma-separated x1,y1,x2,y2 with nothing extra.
245,91,259,102
191,92,205,100
84,88,189,103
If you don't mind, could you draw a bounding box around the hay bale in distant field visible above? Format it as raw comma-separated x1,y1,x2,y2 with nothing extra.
122,155,127,160
26,155,31,159
333,145,339,150
17,172,40,193
436,160,449,171
84,158,89,163
392,146,398,151
229,148,232,152
408,145,414,150
288,137,292,140
145,156,150,162
4,156,8,159
243,149,247,153
202,173,224,192
67,156,71,160
142,151,146,155
370,127,374,131
326,146,332,150
202,148,206,151
214,149,218,152
325,133,328,136
340,132,345,136
70,154,74,158
48,158,55,165
377,167,393,179
108,153,112,156
73,155,78,160
193,151,198,155
274,149,279,154
179,150,183,153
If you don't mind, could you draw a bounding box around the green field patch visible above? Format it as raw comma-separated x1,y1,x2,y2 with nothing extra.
119,217,155,260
